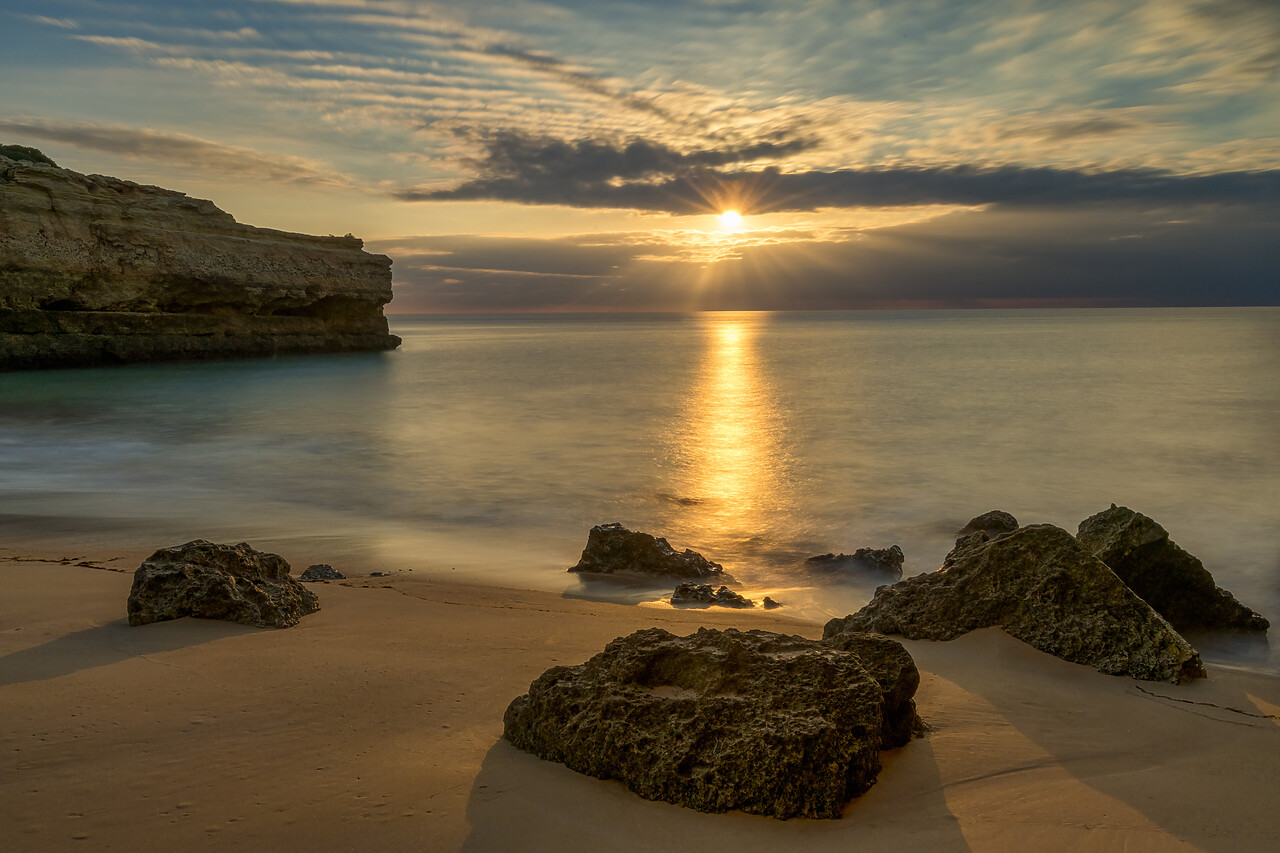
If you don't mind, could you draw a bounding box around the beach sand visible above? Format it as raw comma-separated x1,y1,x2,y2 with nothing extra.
2,548,1278,852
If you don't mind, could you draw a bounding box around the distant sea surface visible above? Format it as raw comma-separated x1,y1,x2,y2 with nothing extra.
3,309,1278,669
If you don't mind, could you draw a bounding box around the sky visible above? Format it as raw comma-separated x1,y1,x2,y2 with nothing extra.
1,0,1277,312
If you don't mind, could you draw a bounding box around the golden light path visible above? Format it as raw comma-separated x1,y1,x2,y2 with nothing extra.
672,312,791,545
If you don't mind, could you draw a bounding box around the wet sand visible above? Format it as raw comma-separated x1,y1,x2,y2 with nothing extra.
2,549,1278,852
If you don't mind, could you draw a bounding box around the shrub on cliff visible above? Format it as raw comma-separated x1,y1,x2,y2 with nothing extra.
0,144,58,167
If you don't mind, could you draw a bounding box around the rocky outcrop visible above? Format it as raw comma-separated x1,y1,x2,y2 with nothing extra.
1,151,399,370
670,583,753,608
569,523,724,579
504,627,918,819
127,539,319,628
300,563,345,582
821,631,924,747
807,545,904,576
824,524,1205,683
1077,505,1269,632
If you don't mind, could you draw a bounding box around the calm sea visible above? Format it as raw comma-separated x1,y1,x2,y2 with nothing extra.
2,309,1278,668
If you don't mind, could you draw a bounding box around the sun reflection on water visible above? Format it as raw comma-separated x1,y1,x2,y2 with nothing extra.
668,312,792,554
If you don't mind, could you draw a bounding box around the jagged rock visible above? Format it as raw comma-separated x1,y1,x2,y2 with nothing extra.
822,631,924,747
670,583,754,608
127,540,319,628
569,523,724,579
300,563,345,581
807,545,904,576
1077,505,1269,632
504,627,917,819
824,524,1205,683
762,596,782,610
957,510,1019,537
1,153,399,370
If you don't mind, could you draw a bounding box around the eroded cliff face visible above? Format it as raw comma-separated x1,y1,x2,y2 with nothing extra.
0,153,400,369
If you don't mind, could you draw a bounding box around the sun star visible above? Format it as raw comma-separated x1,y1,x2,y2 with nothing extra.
719,210,743,230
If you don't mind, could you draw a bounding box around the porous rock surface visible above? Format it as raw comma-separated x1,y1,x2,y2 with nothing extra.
127,539,319,628
300,563,345,581
957,510,1019,537
824,524,1205,683
1077,504,1269,632
569,522,724,579
807,545,905,576
670,582,753,608
504,626,916,819
1,152,399,370
821,631,924,746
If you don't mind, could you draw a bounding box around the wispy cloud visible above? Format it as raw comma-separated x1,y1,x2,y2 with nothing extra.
0,117,355,186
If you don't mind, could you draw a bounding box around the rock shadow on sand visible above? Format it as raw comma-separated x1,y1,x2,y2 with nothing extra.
460,737,969,853
0,616,258,687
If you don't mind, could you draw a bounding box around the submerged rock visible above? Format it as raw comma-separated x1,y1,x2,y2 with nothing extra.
1077,505,1269,632
824,524,1205,683
569,523,724,579
504,627,917,819
300,563,345,582
670,583,754,608
1,152,399,370
127,540,319,628
807,545,905,576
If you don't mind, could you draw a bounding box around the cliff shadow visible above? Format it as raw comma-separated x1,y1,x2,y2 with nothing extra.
460,737,968,853
0,616,258,687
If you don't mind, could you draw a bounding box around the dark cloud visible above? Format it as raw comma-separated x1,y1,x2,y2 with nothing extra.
398,131,1280,214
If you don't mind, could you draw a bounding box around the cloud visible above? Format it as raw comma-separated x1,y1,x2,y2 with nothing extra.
396,130,1280,214
0,117,353,186
377,201,1280,313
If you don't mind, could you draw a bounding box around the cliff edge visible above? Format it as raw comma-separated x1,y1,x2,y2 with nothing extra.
0,150,400,370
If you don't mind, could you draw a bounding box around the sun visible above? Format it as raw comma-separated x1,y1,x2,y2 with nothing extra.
719,209,743,231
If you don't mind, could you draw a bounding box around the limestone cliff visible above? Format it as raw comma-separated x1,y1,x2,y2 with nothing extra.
0,152,400,370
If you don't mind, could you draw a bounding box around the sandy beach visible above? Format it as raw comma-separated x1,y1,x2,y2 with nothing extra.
3,545,1278,852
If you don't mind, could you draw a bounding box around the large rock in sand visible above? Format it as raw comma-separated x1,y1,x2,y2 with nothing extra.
127,540,319,628
568,522,724,579
824,524,1205,683
1077,505,1269,632
504,627,918,819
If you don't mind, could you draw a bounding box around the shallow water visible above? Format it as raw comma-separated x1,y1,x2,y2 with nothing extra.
2,309,1277,669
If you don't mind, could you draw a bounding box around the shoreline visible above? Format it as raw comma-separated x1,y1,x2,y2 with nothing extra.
3,543,1279,851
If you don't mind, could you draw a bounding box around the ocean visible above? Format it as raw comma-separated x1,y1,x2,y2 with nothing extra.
2,308,1277,669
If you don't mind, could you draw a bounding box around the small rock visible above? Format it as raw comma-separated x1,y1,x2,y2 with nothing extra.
671,583,754,608
761,596,782,610
300,563,345,581
369,571,388,578
569,522,724,579
807,546,904,576
127,540,319,629
957,510,1019,537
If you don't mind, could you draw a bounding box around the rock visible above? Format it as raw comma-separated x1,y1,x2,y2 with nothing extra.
127,540,319,628
300,563,345,581
1077,505,1269,632
762,596,782,610
957,510,1019,537
822,631,924,747
369,571,388,578
1,154,399,371
807,545,904,576
504,627,915,819
824,524,1205,683
569,523,724,579
670,583,754,608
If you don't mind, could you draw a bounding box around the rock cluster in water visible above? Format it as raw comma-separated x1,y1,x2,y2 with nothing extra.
127,540,320,628
1,149,399,370
670,582,754,608
1077,504,1269,632
825,522,1206,683
807,545,905,576
569,523,724,579
504,626,921,819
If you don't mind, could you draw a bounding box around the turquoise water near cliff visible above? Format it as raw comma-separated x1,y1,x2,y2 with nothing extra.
2,309,1277,668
